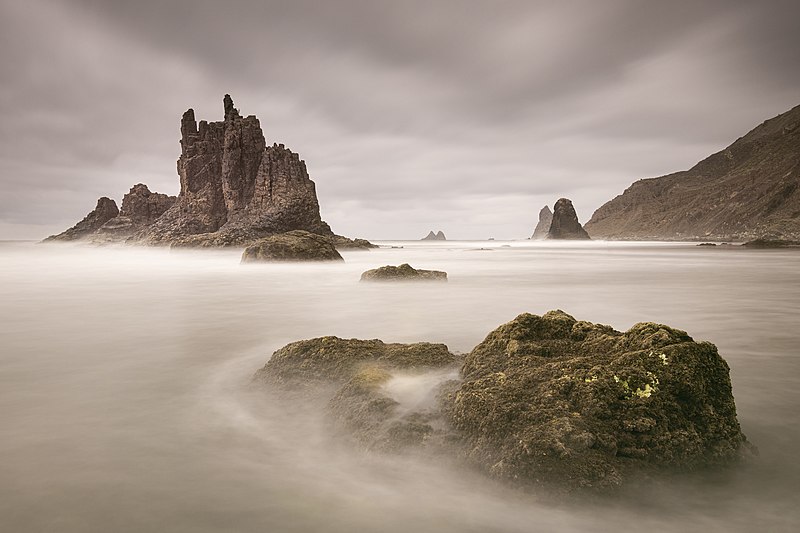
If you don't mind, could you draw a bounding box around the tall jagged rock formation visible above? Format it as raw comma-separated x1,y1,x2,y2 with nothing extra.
547,198,591,240
585,103,800,240
137,95,332,245
530,205,553,239
44,197,119,242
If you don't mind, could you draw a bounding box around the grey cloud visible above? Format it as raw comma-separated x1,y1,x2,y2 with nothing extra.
1,0,799,239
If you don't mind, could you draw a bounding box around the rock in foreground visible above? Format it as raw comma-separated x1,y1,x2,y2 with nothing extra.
360,263,447,282
241,230,343,262
448,311,751,490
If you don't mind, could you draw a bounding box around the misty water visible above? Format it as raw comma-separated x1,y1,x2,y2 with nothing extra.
1,240,798,532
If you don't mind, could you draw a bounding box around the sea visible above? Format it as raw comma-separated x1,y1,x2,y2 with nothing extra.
1,240,798,532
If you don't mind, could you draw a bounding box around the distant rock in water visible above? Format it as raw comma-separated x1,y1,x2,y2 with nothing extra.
44,94,371,248
44,197,119,242
447,311,752,491
531,205,553,240
547,198,590,240
360,263,447,282
585,103,800,241
741,238,800,248
329,235,379,250
422,230,446,241
240,230,343,262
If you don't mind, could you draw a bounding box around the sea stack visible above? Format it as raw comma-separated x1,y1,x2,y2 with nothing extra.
422,230,446,241
547,198,590,240
531,205,553,239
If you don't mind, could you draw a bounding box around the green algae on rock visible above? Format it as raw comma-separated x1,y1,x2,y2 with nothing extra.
447,310,752,491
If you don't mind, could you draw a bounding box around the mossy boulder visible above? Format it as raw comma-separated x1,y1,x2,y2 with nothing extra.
254,336,456,389
241,230,343,262
360,263,447,282
446,310,752,491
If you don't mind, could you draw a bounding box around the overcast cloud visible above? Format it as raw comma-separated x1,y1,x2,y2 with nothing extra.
1,0,799,239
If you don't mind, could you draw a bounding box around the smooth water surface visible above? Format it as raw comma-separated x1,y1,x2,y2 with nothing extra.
1,240,798,532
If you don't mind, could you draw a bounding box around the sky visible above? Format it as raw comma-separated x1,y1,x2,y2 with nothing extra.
1,0,799,240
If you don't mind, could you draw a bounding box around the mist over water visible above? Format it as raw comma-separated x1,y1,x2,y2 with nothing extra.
1,240,798,532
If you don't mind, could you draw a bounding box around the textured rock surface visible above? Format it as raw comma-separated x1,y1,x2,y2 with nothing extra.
92,184,176,241
585,103,800,241
531,205,553,239
254,336,458,452
360,263,447,282
138,95,332,245
241,230,343,262
446,311,751,491
44,197,119,241
547,198,591,240
255,336,456,389
329,235,378,249
422,230,446,240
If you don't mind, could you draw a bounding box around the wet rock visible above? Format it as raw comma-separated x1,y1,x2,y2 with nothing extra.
360,263,447,282
531,205,553,240
329,235,378,249
446,311,752,491
44,197,119,242
241,230,343,262
547,198,591,240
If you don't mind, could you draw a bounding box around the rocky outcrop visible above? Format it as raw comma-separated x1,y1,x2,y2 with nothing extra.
254,337,458,451
240,230,343,262
45,95,352,247
254,311,751,493
137,95,332,245
585,103,800,241
90,184,176,242
360,263,447,282
531,205,553,239
547,198,590,240
329,235,379,249
447,311,751,491
422,230,446,241
44,197,119,242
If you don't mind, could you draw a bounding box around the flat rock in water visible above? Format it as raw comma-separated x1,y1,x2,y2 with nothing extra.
360,263,447,282
241,230,343,262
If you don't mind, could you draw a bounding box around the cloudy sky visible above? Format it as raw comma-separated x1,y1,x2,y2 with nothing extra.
1,0,799,240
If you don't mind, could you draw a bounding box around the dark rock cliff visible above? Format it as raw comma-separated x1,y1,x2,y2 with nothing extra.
547,198,590,240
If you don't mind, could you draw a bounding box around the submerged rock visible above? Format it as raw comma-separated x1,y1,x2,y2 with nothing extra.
741,238,800,248
44,197,119,242
547,198,591,240
241,230,343,262
531,205,553,240
447,311,752,491
360,263,447,282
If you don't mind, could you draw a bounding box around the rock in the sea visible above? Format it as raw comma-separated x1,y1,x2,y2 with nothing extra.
255,336,456,389
254,336,457,450
44,197,119,241
741,238,800,248
547,198,591,240
329,235,378,249
241,230,343,262
531,205,553,239
360,263,447,282
422,230,447,241
138,95,333,245
447,311,751,491
92,184,176,242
